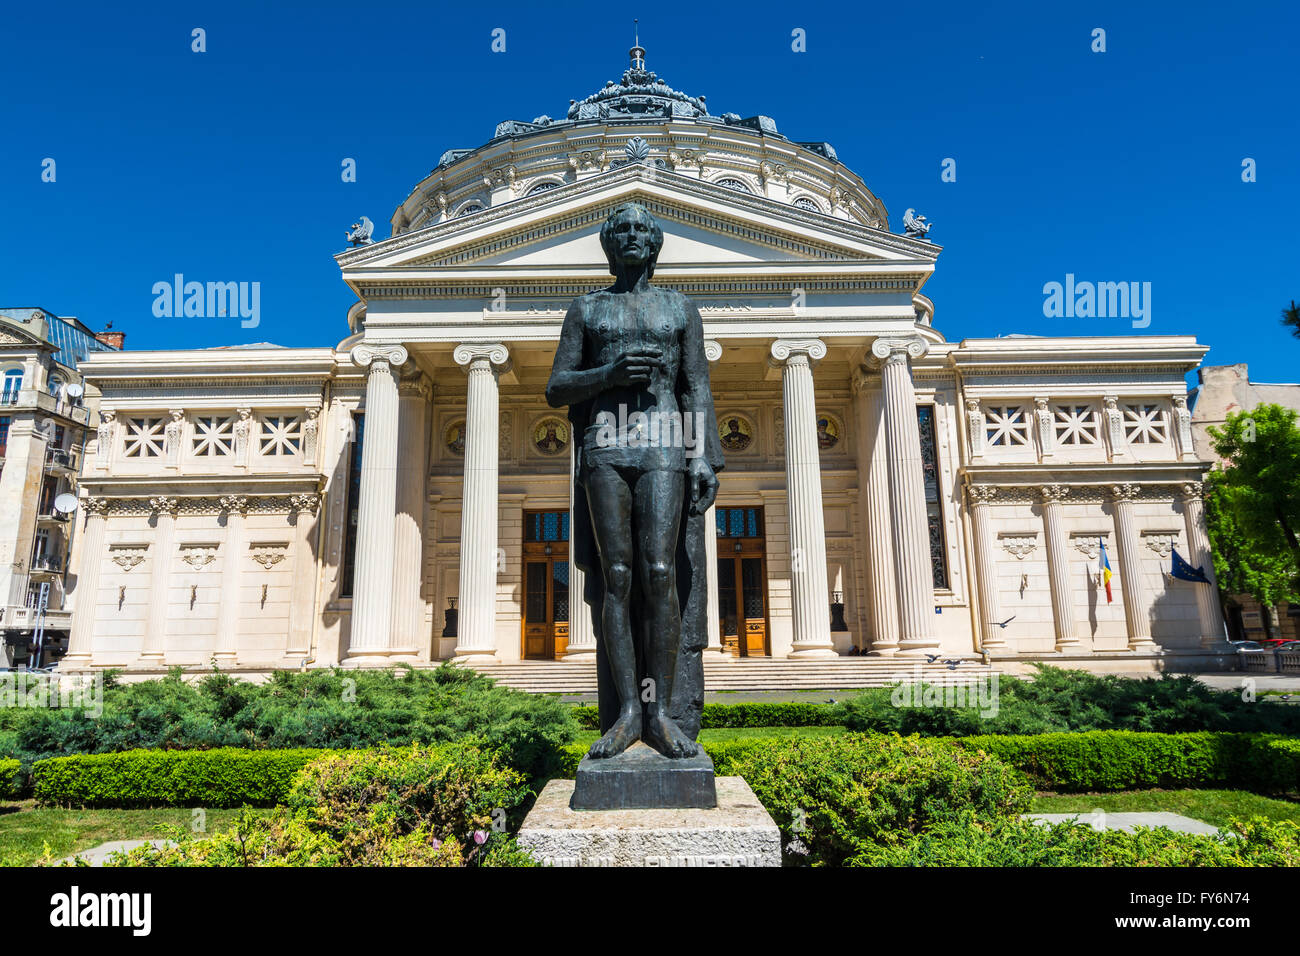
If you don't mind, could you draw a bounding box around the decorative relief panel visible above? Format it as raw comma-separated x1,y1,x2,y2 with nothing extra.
179,545,219,570
1141,530,1180,558
109,545,148,571
249,543,290,570
999,533,1039,560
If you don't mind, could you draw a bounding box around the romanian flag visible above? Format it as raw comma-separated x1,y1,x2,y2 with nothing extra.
1098,538,1113,603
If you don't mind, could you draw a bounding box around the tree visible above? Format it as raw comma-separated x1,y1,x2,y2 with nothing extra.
1282,300,1300,340
1208,404,1300,568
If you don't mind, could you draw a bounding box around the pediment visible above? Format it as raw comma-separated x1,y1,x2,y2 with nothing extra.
337,166,938,281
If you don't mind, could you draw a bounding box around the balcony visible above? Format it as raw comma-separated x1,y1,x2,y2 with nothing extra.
45,447,79,472
30,554,64,576
36,511,70,526
0,606,72,631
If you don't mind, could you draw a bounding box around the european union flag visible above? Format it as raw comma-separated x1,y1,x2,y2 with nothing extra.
1171,549,1211,584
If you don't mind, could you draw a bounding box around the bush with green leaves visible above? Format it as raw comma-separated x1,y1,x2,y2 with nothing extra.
839,665,1300,736
0,757,21,799
854,815,1300,867
707,733,1032,866
98,745,536,867
5,663,577,785
571,701,841,730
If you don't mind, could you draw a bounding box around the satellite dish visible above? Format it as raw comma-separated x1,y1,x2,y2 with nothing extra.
65,383,84,400
53,494,79,515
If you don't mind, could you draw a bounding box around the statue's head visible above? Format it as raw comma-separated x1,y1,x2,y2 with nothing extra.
600,202,664,277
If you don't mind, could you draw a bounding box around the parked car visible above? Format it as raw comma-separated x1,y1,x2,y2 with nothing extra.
1257,637,1294,648
1275,640,1300,651
1233,641,1267,652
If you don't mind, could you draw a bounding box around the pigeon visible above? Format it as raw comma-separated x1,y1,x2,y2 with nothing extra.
989,615,1016,628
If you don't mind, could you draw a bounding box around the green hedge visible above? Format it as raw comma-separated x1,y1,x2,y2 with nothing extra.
570,702,842,731
561,731,1300,795
32,748,329,808
0,757,21,799
954,731,1300,795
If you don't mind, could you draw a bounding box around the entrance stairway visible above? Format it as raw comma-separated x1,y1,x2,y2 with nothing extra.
459,657,998,695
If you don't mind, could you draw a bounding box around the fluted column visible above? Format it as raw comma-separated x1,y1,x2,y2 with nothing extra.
343,343,409,666
286,494,320,658
563,439,596,661
967,483,1008,652
771,339,835,658
63,497,108,668
1111,483,1156,650
392,372,430,658
1039,484,1079,650
871,337,938,656
453,343,510,660
1180,481,1227,648
702,340,725,656
852,368,899,655
213,495,247,665
139,495,178,665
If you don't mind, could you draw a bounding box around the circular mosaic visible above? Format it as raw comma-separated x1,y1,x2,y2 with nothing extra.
532,416,570,455
816,413,841,451
444,420,466,456
718,414,755,453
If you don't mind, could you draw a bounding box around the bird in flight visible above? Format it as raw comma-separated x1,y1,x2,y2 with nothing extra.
988,615,1016,628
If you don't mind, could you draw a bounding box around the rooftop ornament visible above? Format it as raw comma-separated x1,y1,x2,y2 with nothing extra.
345,216,374,247
902,208,933,240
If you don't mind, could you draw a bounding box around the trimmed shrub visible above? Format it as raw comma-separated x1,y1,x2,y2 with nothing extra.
103,745,536,867
571,702,842,731
955,731,1300,795
32,748,327,808
5,663,577,786
854,815,1300,867
0,757,21,799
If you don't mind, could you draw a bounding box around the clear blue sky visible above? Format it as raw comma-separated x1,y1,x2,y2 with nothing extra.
3,1,1297,385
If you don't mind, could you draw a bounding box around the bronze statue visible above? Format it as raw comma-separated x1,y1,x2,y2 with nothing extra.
547,202,724,760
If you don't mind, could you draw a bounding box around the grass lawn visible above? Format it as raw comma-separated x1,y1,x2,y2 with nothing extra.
1030,789,1300,828
0,802,273,867
573,724,846,747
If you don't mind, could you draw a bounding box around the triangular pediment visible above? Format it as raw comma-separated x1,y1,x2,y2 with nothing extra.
337,165,939,284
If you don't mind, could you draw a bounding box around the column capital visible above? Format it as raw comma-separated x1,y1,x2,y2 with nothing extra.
703,340,723,363
1110,482,1141,503
219,494,249,516
966,483,998,506
453,342,510,373
350,343,409,369
1039,483,1071,503
869,335,928,366
83,496,110,518
289,493,320,515
1180,480,1204,502
149,495,179,516
769,338,826,366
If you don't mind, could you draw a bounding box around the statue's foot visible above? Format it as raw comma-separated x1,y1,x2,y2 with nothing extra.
643,711,700,758
588,710,641,759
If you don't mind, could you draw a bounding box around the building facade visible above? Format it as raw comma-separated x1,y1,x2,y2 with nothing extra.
63,50,1232,675
0,307,120,666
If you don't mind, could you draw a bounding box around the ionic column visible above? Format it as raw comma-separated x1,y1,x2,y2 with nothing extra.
871,337,938,656
1039,484,1079,650
702,502,725,656
1180,481,1227,648
139,495,178,666
967,483,1008,652
771,339,835,658
63,497,109,668
453,343,510,660
392,372,431,658
852,368,899,655
702,340,725,656
343,343,409,666
213,495,247,665
564,439,596,661
1111,483,1156,650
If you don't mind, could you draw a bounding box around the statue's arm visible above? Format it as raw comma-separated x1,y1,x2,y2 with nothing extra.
546,302,606,408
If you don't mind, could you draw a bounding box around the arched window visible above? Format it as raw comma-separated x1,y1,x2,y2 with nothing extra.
527,181,561,195
456,203,484,217
715,178,752,193
793,196,821,213
47,374,64,398
1,369,23,404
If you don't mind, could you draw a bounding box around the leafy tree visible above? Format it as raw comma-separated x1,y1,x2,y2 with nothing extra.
1208,404,1300,569
1203,469,1299,629
1282,299,1300,340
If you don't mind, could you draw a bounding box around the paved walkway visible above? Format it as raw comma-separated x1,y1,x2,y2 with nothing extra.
53,839,175,866
1025,812,1220,835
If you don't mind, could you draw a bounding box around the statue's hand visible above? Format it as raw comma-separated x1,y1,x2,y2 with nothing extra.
605,348,665,387
688,458,718,515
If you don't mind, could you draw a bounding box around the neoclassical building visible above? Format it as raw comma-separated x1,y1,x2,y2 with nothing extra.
62,48,1231,675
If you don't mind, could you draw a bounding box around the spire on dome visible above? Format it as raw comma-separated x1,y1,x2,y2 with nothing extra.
630,19,645,71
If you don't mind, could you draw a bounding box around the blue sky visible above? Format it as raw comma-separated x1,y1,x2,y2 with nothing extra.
3,1,1297,385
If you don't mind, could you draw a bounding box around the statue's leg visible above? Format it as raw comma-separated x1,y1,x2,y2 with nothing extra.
585,464,641,758
635,469,700,758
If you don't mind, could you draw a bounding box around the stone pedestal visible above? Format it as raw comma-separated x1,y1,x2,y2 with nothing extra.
572,742,716,810
518,775,781,867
